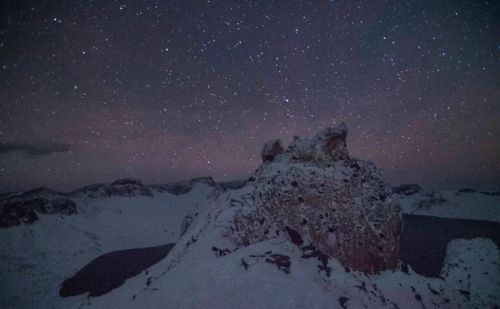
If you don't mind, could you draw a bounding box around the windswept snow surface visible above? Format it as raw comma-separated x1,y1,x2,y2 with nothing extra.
78,185,499,309
0,181,216,309
1,183,499,308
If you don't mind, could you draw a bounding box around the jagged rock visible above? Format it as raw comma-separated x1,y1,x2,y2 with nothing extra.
453,188,500,196
392,184,422,196
457,188,476,194
415,191,446,210
261,139,284,162
231,122,402,274
179,214,194,238
153,177,216,195
75,178,152,198
0,196,77,228
218,179,247,190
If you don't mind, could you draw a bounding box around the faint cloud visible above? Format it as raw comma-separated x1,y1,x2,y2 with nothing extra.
0,142,72,156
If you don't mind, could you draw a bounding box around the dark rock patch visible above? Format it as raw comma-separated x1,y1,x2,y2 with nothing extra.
230,199,243,207
111,178,143,186
75,179,153,198
152,177,215,195
241,258,249,270
459,289,471,301
285,226,303,246
479,191,500,196
179,214,195,237
392,184,422,196
244,252,291,274
301,244,331,277
338,296,350,308
0,197,77,228
218,180,247,190
455,188,500,196
456,188,476,194
212,246,231,257
265,254,291,274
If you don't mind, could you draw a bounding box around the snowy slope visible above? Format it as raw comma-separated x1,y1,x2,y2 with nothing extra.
75,184,500,309
0,179,219,309
1,181,499,309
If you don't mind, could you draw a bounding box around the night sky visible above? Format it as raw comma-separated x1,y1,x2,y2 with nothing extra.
1,0,499,192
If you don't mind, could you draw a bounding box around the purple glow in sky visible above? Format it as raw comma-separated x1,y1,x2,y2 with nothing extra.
1,0,499,191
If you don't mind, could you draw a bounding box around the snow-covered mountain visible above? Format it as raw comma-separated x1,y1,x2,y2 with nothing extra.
0,177,221,308
1,123,499,309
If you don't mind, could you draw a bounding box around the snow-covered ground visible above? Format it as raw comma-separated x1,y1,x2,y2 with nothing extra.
1,182,499,308
79,184,500,309
397,186,500,223
0,181,216,309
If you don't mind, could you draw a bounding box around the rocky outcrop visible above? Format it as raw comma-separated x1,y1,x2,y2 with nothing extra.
218,180,247,191
456,188,500,196
230,122,402,274
179,214,195,238
152,177,216,195
0,195,77,228
392,184,422,196
74,178,153,198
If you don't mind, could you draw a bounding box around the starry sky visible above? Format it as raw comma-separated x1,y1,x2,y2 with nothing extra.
0,0,499,192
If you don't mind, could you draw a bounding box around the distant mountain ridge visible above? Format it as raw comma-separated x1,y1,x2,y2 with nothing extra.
0,176,247,229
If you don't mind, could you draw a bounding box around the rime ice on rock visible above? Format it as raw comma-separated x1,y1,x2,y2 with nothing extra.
231,122,402,274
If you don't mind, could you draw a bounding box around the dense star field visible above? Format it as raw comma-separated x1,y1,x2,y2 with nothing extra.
0,0,499,191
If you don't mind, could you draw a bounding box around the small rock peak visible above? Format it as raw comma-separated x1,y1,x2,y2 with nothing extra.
281,122,349,164
73,178,152,198
261,139,284,163
111,178,144,186
316,122,348,141
316,122,348,160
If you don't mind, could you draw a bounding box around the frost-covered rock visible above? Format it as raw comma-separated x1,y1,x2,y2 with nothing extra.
231,122,402,274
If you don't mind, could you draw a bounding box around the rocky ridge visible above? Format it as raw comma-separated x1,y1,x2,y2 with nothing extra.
0,176,243,229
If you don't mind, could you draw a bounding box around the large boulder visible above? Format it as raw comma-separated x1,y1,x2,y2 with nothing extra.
231,122,402,274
